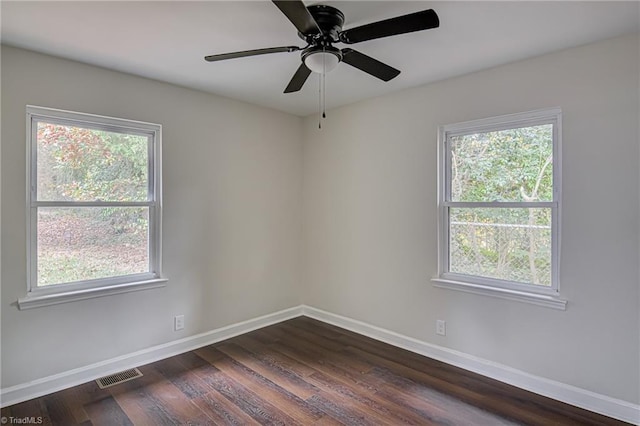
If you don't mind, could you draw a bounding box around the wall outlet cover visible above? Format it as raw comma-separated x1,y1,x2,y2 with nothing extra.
174,315,185,331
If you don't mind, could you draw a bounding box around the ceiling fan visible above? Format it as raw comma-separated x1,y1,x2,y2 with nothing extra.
204,1,440,93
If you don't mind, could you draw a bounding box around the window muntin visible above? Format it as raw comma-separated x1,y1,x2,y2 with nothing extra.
438,109,560,295
27,106,162,294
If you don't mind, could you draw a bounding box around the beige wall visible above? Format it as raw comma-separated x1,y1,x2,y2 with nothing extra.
1,46,303,387
302,33,639,404
2,33,639,407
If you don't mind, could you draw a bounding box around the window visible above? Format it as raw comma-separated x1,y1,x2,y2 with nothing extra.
434,108,565,309
20,106,165,309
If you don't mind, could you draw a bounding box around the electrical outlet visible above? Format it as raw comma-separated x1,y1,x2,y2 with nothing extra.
436,319,446,336
174,315,185,331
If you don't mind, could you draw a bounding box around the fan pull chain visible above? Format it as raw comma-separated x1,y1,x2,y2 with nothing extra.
322,68,327,119
322,46,327,120
318,72,321,129
317,46,327,129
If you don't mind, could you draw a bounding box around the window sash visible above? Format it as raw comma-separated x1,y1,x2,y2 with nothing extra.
31,116,156,204
437,108,561,296
26,106,162,295
441,205,558,295
444,118,560,206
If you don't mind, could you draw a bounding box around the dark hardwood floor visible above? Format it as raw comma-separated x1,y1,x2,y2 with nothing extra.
1,317,630,425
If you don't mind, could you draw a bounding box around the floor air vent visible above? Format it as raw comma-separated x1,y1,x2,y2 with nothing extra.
96,368,143,389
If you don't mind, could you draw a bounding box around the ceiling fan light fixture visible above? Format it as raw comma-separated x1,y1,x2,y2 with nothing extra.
302,46,341,74
304,51,340,73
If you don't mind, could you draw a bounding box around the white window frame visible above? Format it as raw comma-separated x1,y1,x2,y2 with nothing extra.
19,106,166,310
433,108,566,310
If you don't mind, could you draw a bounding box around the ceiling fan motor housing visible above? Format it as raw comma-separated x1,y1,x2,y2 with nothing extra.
299,5,345,72
300,5,345,43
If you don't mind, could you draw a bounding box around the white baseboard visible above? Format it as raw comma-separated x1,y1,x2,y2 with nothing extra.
0,305,303,408
301,305,640,425
2,304,638,425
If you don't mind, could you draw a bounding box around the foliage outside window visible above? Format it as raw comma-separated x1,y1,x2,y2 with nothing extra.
436,108,561,300
23,106,164,307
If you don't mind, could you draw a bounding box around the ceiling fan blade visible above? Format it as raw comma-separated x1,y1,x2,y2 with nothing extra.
341,48,400,81
272,0,320,35
204,46,300,62
339,9,439,44
284,63,312,93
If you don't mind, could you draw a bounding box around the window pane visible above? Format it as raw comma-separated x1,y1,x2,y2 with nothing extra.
449,208,551,286
37,207,149,286
450,124,553,202
37,122,149,202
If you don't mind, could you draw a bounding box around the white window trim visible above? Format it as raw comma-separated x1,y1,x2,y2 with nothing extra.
433,108,566,310
19,106,166,310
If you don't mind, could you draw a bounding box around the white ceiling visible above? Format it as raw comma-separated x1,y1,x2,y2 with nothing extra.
1,1,638,116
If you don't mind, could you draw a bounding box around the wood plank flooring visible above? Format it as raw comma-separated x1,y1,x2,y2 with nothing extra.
1,317,630,425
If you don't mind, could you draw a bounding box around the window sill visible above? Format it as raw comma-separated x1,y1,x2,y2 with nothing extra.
431,277,567,310
17,278,167,310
